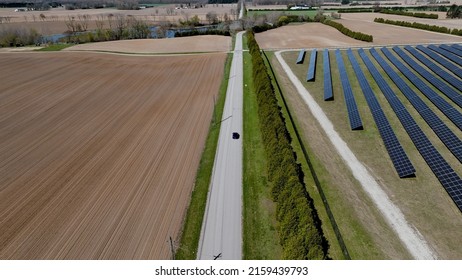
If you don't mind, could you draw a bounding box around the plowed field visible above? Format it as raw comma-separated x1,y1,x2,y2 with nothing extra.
0,52,226,259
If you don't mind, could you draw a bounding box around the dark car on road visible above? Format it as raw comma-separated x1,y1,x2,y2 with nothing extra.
232,132,240,139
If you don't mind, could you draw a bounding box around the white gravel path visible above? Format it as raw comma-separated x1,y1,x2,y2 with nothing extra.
275,50,438,260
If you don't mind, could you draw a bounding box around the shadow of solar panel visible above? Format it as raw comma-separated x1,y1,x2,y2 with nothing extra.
323,49,334,101
347,49,415,178
367,48,462,164
365,48,462,212
440,44,462,57
306,49,317,81
393,46,462,108
296,49,306,64
427,45,462,67
416,45,462,79
404,45,462,92
380,47,462,131
335,49,363,130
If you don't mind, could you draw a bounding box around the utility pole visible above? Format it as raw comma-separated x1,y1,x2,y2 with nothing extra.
169,236,175,260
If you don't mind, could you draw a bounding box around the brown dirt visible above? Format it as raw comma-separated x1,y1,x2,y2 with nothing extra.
65,35,232,53
0,51,226,259
255,16,462,50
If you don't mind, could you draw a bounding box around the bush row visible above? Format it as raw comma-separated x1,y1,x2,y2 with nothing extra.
379,9,438,19
322,19,373,42
247,30,328,260
374,18,461,36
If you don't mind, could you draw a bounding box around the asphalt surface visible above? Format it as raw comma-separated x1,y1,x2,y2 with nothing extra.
197,31,244,260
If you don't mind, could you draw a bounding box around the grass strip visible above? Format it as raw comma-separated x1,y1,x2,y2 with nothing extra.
242,43,282,259
175,53,233,260
36,44,73,51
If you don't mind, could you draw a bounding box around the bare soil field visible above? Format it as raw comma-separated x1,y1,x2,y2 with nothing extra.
339,12,462,35
66,35,232,53
256,18,462,50
0,51,226,259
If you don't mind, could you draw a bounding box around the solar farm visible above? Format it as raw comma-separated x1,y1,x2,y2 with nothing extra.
279,43,462,258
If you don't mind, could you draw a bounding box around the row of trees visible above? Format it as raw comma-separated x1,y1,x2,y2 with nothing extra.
374,18,462,36
379,9,438,19
247,30,328,259
322,19,373,42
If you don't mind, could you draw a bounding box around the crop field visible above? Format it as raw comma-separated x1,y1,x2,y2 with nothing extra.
0,51,226,259
277,45,462,259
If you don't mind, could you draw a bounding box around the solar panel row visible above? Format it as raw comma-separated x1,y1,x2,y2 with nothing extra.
380,47,462,131
323,49,334,101
415,45,462,79
367,48,462,212
296,49,306,64
306,49,317,81
440,44,462,57
366,48,462,164
392,46,462,108
404,45,462,91
335,49,363,130
347,49,415,178
452,44,462,52
427,44,462,67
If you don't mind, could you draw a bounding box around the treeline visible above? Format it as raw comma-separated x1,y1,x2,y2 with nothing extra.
322,19,373,42
0,27,41,47
252,14,314,33
379,9,438,19
374,18,462,36
247,30,328,260
338,8,373,13
174,29,230,37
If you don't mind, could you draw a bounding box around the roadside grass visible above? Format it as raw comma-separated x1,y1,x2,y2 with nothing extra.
242,39,282,259
175,52,233,260
278,48,462,259
36,44,72,51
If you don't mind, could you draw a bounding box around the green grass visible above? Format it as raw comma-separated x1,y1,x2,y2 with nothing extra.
175,53,233,260
242,37,282,260
36,44,72,51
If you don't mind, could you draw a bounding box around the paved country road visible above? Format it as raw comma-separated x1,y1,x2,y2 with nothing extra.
197,31,245,260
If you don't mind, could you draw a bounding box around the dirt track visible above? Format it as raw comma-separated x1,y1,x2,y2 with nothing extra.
0,52,225,259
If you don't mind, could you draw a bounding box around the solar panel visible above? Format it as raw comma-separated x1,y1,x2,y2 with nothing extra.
296,49,306,64
306,49,317,81
427,45,462,67
323,49,333,101
365,48,462,164
440,44,462,57
404,45,462,91
416,45,462,79
347,49,415,178
380,47,462,131
392,46,462,108
366,48,462,212
452,44,462,52
335,49,363,130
